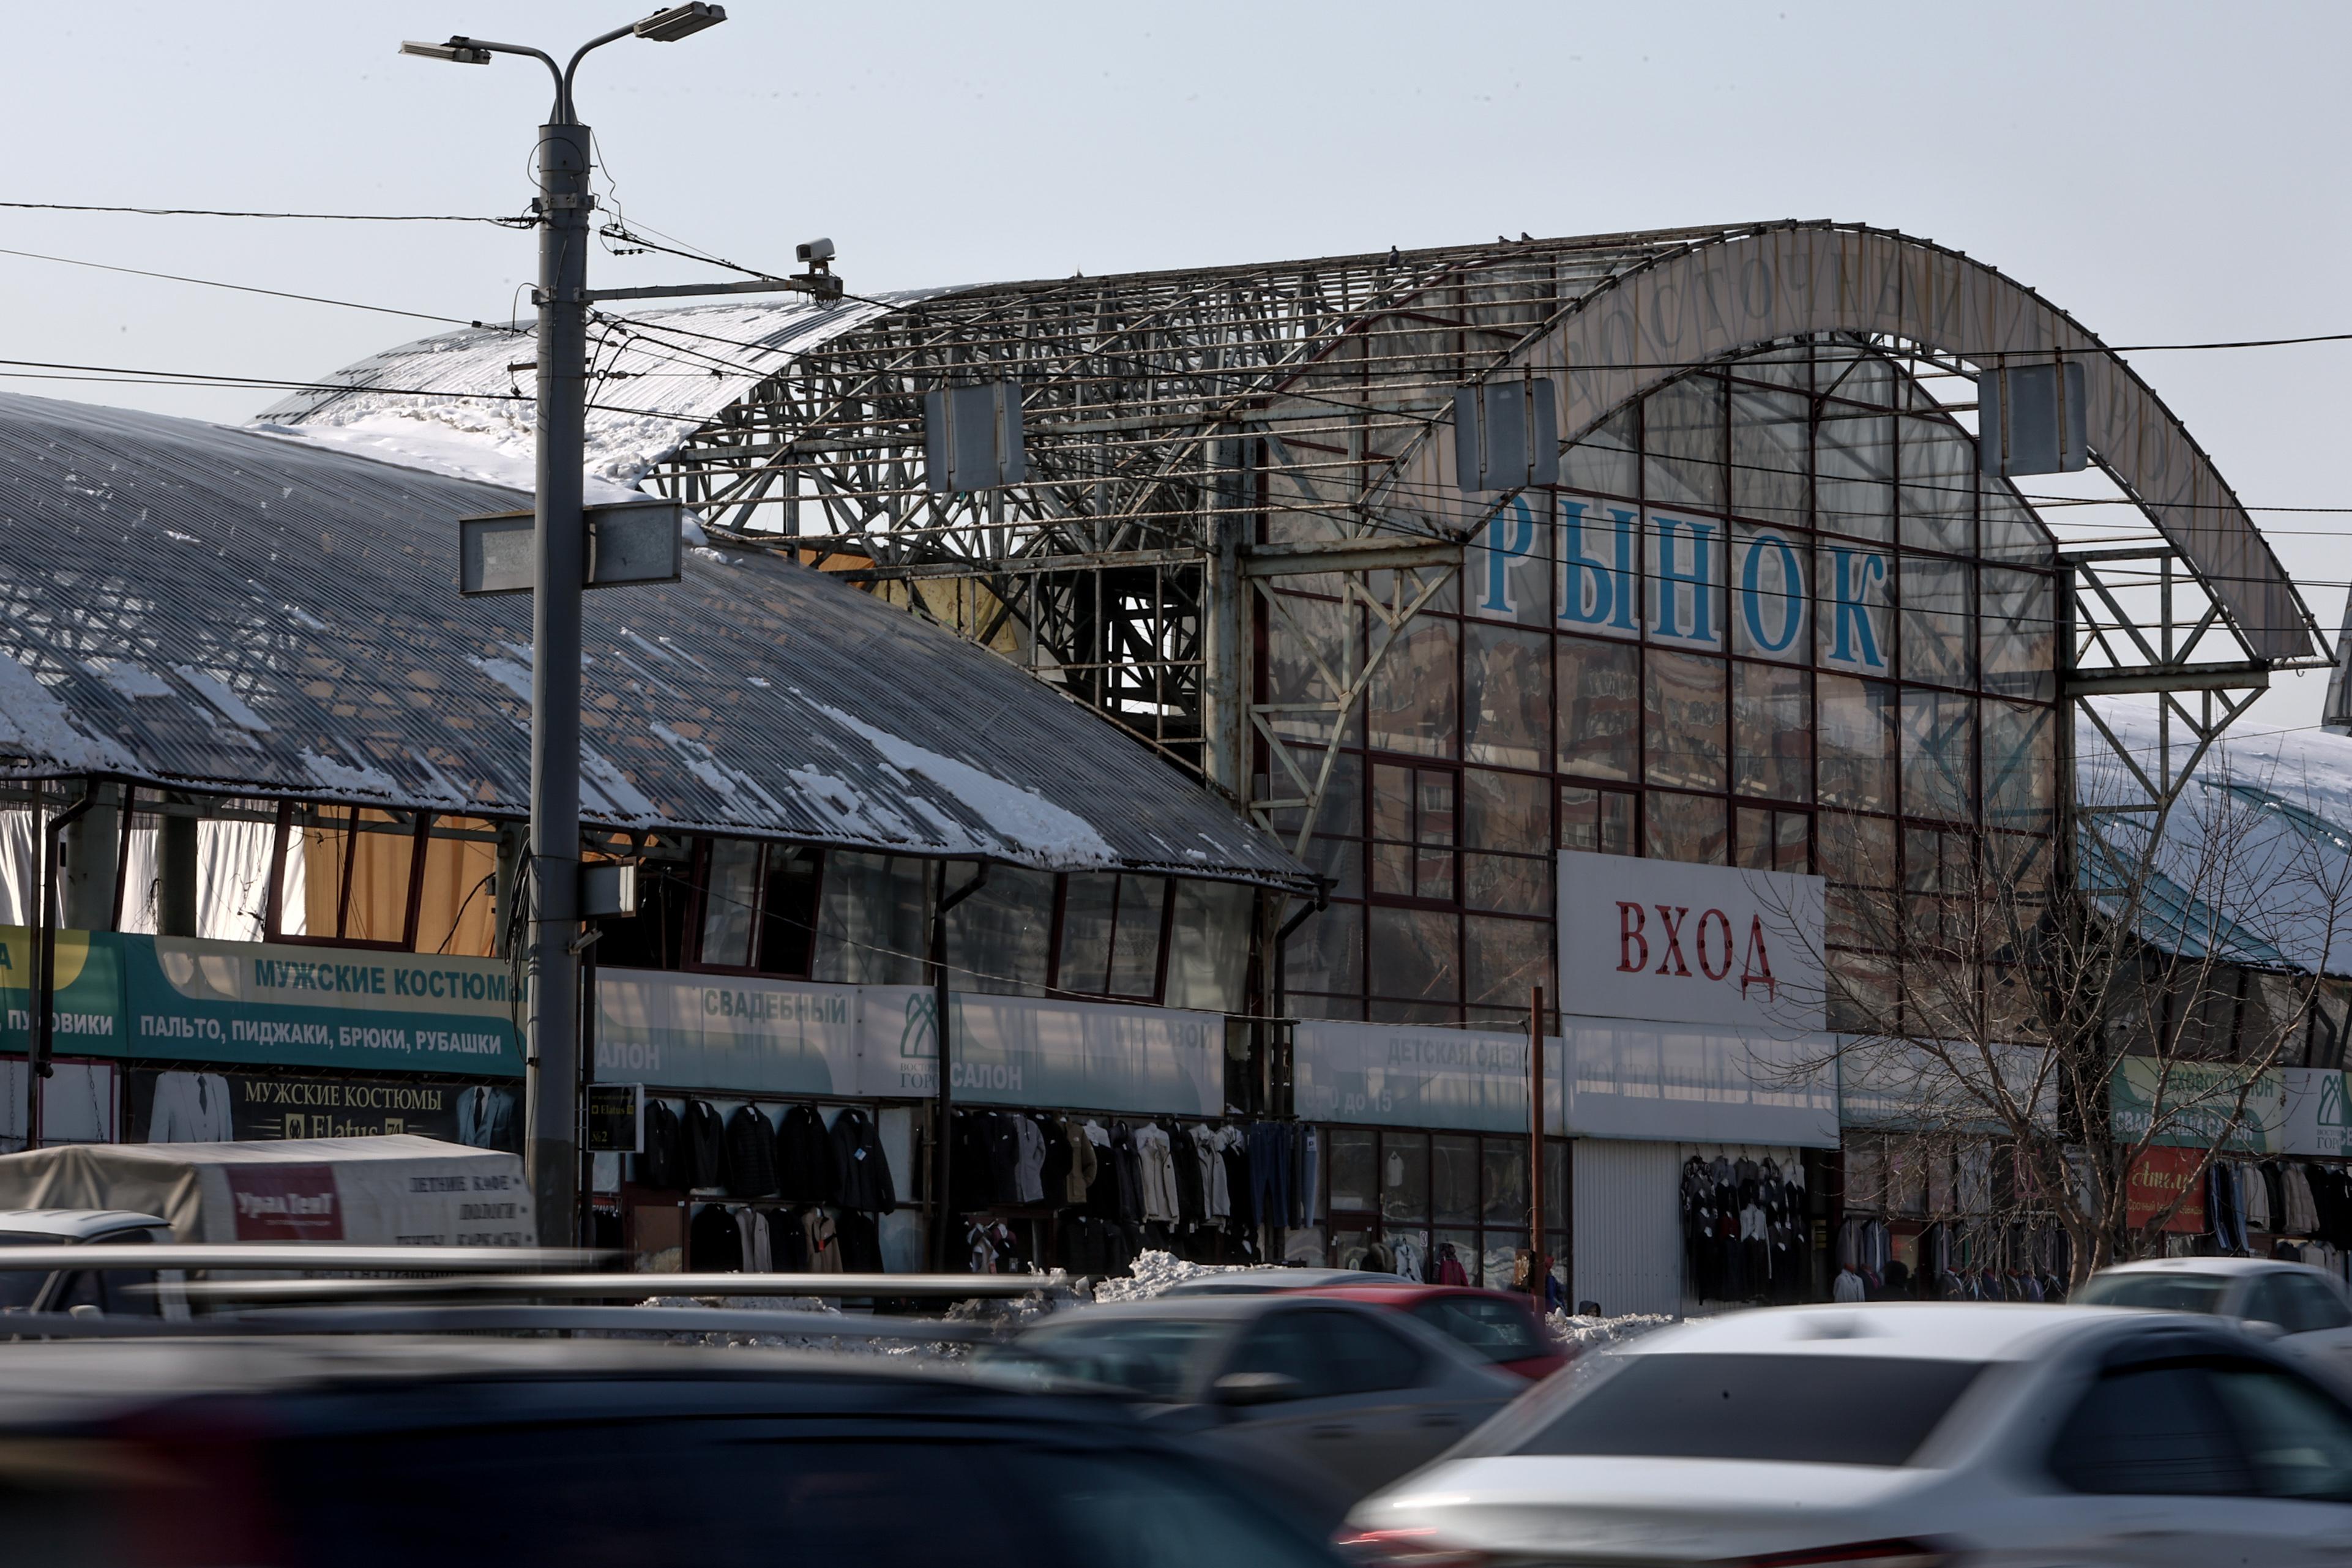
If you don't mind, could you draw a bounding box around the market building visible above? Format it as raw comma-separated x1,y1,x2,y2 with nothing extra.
4,220,2342,1307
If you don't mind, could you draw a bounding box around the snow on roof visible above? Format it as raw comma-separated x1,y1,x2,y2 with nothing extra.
252,290,949,495
2080,697,2352,975
0,390,1309,889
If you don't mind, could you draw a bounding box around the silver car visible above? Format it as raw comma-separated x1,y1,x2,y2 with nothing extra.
1346,1303,2352,1567
2076,1258,2352,1387
1003,1294,1521,1520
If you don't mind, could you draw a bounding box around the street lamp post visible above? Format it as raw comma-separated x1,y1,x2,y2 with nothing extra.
403,3,728,1246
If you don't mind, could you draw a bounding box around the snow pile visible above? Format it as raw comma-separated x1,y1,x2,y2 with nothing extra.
1546,1309,1676,1354
1089,1249,1251,1304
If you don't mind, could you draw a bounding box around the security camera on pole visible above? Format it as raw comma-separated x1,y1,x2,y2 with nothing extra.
403,4,843,1244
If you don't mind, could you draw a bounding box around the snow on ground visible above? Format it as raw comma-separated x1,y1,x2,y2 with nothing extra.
1547,1309,1676,1354
1089,1249,1252,1303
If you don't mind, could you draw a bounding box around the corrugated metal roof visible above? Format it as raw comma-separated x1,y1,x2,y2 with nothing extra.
0,391,1309,889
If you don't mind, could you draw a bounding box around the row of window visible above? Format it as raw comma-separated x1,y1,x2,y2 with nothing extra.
1289,1127,1570,1291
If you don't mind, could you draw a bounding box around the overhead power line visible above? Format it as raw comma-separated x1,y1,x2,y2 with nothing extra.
0,244,518,330
0,199,534,226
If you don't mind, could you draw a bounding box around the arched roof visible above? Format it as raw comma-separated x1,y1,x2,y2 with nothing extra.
265,220,2310,662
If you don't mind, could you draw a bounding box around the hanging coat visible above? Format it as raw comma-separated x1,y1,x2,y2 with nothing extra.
725,1105,779,1198
682,1100,726,1190
831,1107,897,1214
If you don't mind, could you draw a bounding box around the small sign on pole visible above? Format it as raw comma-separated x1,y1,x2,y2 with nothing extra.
585,1083,645,1154
459,501,686,596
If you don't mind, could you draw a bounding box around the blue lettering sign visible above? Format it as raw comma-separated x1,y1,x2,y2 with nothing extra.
1479,496,1539,614
1560,502,1637,632
1827,547,1889,669
1737,531,1805,655
1649,515,1719,645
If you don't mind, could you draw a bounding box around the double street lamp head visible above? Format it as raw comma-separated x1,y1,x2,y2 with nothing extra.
398,39,491,63
397,6,725,71
632,4,728,42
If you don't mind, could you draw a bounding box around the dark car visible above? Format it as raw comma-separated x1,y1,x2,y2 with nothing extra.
1294,1283,1569,1381
0,1336,1347,1568
996,1294,1524,1523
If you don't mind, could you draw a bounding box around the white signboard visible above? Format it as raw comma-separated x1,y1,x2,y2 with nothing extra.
861,988,1223,1117
1558,851,1826,1031
2280,1067,2352,1157
594,970,862,1096
1291,1020,1566,1135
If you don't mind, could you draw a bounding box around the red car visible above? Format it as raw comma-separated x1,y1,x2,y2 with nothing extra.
1291,1283,1569,1381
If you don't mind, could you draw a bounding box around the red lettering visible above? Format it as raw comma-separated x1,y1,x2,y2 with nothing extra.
1616,902,1649,973
1697,908,1733,980
1739,916,1777,1001
1654,905,1692,977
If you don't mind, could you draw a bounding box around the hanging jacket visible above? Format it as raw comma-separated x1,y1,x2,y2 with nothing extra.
1012,1114,1048,1205
1037,1115,1073,1205
801,1206,842,1272
831,1107,897,1214
638,1099,684,1190
1109,1122,1145,1223
683,1100,726,1190
689,1203,742,1272
1060,1118,1099,1207
1435,1244,1469,1287
725,1105,780,1198
776,1104,838,1203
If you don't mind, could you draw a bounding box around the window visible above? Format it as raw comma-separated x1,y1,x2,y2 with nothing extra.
813,852,929,985
1164,879,1253,1014
275,805,425,948
1370,764,1457,903
1556,637,1638,782
1228,1308,1423,1397
2209,1364,2352,1501
1499,1354,1984,1466
1408,1296,1547,1365
1058,873,1168,999
693,840,819,977
2072,1272,2231,1314
945,866,1056,997
2276,1273,2352,1334
2049,1364,2250,1495
1644,650,1727,791
1731,661,1809,801
1560,786,1635,856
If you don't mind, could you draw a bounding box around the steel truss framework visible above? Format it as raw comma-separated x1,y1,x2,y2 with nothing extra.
635,226,2326,896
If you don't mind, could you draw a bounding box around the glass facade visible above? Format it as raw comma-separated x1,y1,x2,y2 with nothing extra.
1299,1124,1567,1290
1277,343,2063,1040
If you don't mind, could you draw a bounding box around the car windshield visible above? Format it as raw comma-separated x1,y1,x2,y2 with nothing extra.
1016,1319,1227,1400
1408,1296,1546,1363
0,1232,62,1311
2072,1272,2232,1314
1466,1353,1988,1467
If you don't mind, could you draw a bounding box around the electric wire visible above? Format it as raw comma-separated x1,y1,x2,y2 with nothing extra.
0,243,521,330
0,198,534,225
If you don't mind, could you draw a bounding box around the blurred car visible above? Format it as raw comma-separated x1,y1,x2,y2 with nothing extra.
996,1294,1522,1522
1160,1266,1406,1296
2075,1256,2352,1382
0,1208,176,1316
1293,1283,1567,1381
1345,1302,2352,1567
0,1335,1347,1568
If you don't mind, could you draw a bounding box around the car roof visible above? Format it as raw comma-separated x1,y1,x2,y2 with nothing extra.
1160,1267,1403,1293
0,1209,171,1240
1293,1283,1525,1307
1619,1303,2168,1362
2094,1257,2316,1278
0,1335,1126,1433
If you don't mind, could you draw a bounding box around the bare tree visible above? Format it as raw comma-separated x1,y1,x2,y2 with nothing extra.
1793,761,2352,1290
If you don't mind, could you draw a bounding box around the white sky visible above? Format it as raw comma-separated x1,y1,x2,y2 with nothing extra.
4,1,2345,730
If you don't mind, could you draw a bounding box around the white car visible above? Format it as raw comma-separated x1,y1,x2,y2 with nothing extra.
1344,1303,2352,1566
2075,1257,2352,1385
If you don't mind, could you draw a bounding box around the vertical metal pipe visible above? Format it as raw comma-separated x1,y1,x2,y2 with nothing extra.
523,115,592,1247
1529,984,1545,1302
30,783,97,1151
927,862,988,1271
